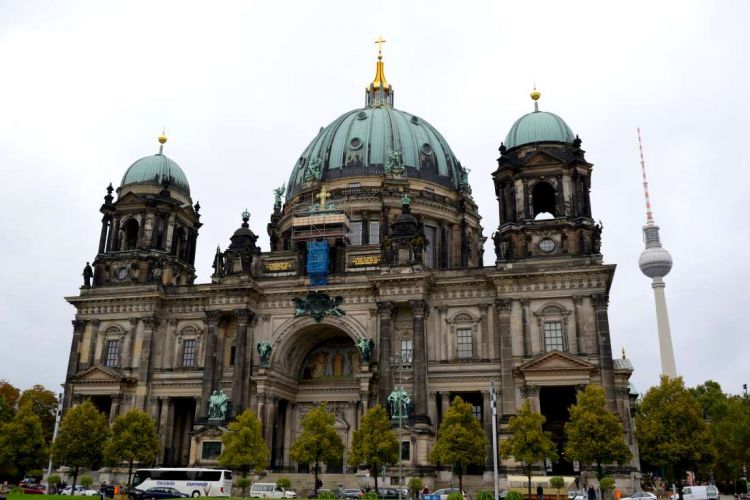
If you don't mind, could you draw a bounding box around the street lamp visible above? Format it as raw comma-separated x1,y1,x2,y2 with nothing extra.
389,353,410,500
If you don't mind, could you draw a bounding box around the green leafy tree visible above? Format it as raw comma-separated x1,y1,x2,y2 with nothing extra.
0,404,48,480
80,475,94,489
429,396,488,493
48,474,62,494
0,380,20,408
407,478,423,499
51,400,110,493
500,400,557,500
599,477,615,500
550,477,564,500
18,385,58,444
702,394,750,482
349,405,399,493
219,409,269,476
636,377,717,500
276,478,292,492
290,402,344,491
475,492,494,500
0,396,13,423
105,409,160,487
236,477,252,497
564,385,632,479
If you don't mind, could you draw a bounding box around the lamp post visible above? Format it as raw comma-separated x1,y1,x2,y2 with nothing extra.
389,353,410,500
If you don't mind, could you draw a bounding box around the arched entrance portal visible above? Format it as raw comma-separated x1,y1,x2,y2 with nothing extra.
259,319,374,471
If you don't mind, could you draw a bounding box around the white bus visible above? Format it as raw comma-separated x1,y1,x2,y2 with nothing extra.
132,468,232,497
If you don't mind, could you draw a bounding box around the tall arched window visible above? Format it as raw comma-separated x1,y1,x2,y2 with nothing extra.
532,181,557,219
122,219,139,250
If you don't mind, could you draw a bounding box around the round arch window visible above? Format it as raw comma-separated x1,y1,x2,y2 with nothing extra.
539,238,556,253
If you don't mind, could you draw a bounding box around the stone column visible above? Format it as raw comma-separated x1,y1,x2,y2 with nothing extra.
520,299,531,356
480,304,489,359
377,301,394,406
481,390,494,467
127,318,139,366
410,300,429,423
494,299,516,415
213,316,228,395
98,216,110,253
157,397,174,465
428,391,438,429
522,384,540,413
63,319,85,411
439,391,450,426
232,309,252,416
593,294,616,410
200,311,221,416
572,295,585,354
86,320,100,367
107,215,120,251
136,317,157,409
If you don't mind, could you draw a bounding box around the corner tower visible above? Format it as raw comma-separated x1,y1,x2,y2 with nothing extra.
91,133,202,287
492,90,600,262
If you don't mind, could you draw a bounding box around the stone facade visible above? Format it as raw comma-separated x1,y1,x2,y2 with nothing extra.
64,69,638,477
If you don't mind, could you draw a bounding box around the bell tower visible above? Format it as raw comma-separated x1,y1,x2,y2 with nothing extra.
491,89,601,262
91,133,202,287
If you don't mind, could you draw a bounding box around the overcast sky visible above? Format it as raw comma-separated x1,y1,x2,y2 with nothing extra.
1,1,748,397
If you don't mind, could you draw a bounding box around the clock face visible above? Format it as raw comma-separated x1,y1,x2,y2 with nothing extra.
539,238,556,253
116,267,128,280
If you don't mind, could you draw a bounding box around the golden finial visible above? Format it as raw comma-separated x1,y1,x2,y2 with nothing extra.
530,85,541,111
316,185,332,210
375,35,386,60
158,127,167,144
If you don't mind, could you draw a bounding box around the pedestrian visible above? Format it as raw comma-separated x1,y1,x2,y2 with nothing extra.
588,485,596,500
615,488,621,500
538,485,544,500
422,486,430,500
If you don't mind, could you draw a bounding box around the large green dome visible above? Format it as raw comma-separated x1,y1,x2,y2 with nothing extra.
287,106,466,196
121,153,190,195
504,110,575,149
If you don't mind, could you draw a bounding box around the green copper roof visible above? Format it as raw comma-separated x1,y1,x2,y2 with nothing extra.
121,153,190,195
504,110,575,149
287,106,466,196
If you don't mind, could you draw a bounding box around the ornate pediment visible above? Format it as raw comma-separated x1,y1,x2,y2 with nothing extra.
516,350,597,375
522,150,566,166
71,364,134,384
292,291,345,323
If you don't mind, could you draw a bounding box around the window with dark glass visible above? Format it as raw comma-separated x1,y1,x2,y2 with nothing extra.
201,442,222,461
543,321,564,351
182,339,196,367
457,328,473,358
368,220,380,245
400,339,413,364
105,339,119,367
229,345,236,366
400,441,410,460
472,403,482,420
349,220,362,246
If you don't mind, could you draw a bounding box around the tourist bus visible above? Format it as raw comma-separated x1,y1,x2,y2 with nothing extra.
131,468,232,497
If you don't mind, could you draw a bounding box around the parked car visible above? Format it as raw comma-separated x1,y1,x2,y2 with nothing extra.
250,483,297,499
568,491,587,500
623,492,657,500
433,489,466,500
669,486,719,500
61,485,100,496
130,487,188,500
21,484,46,495
341,489,363,499
375,488,409,499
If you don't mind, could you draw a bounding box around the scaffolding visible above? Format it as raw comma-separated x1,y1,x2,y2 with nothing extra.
290,194,351,245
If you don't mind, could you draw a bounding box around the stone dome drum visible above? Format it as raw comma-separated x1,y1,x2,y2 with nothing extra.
121,153,191,195
287,106,466,197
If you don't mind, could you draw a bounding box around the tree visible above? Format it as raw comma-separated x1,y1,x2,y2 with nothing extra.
550,477,564,500
349,405,399,493
105,409,160,487
0,380,20,421
80,475,94,489
564,385,632,479
18,385,58,443
636,377,717,500
429,396,488,493
51,400,110,493
407,478,423,500
500,400,557,500
290,402,344,491
236,477,252,497
219,409,269,476
48,474,62,494
0,404,48,480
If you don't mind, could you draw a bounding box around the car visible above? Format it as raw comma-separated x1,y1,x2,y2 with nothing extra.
374,488,409,499
669,486,718,500
21,484,46,495
341,489,364,499
623,492,657,500
61,485,100,496
433,489,466,500
249,483,297,499
568,491,587,500
131,487,189,500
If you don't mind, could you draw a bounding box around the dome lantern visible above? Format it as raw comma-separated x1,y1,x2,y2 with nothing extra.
121,134,191,196
503,88,576,149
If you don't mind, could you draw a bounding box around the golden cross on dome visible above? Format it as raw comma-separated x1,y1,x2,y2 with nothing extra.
375,35,386,59
316,185,331,209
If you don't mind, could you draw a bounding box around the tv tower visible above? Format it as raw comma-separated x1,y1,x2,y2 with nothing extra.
637,129,677,378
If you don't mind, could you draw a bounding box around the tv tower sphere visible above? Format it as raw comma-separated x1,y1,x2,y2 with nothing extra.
639,227,673,278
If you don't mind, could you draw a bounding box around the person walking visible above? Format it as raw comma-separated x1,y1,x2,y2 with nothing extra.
588,485,596,500
538,485,544,500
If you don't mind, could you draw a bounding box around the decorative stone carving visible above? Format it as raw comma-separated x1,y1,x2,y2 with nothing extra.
208,390,229,420
376,301,394,318
355,337,375,364
494,299,513,315
592,294,609,310
409,299,428,318
292,291,345,322
257,341,272,367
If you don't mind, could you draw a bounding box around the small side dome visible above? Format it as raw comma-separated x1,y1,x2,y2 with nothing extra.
120,135,191,195
504,110,575,149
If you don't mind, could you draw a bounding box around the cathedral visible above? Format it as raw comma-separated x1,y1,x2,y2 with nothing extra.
64,46,639,477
